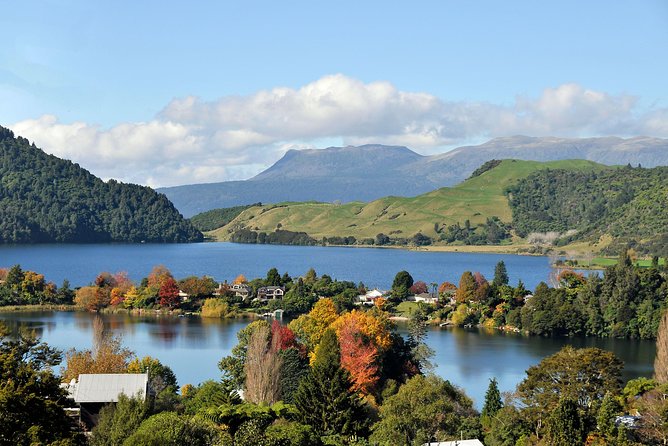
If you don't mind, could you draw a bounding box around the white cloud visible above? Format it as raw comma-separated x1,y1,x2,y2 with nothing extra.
10,75,668,187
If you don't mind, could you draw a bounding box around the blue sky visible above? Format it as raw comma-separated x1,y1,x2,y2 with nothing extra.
1,1,667,186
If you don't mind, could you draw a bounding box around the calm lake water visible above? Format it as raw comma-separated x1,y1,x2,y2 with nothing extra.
0,311,655,410
0,242,572,290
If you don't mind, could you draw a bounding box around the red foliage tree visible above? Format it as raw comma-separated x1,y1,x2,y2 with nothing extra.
409,280,428,295
159,277,180,308
271,320,299,351
337,316,379,394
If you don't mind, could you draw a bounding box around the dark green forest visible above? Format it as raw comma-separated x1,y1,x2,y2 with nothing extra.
506,164,668,255
0,126,202,243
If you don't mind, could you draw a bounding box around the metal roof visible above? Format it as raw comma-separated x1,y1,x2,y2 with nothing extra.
74,373,149,403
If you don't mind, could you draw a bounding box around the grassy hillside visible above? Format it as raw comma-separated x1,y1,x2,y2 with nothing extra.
208,159,605,244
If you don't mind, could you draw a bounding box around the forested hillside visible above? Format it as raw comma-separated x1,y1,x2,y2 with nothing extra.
0,126,202,243
507,165,668,255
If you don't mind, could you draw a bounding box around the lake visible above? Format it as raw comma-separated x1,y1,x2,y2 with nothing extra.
0,242,641,410
0,242,576,290
0,311,655,410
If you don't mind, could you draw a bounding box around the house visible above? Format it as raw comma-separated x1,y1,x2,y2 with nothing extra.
64,373,150,429
423,440,485,446
355,289,385,306
231,283,252,299
178,290,189,302
413,292,439,304
257,286,285,300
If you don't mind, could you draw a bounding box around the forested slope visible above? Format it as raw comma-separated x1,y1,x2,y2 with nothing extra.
506,165,668,255
0,126,202,243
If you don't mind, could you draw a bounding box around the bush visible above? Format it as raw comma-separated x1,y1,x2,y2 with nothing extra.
201,298,231,318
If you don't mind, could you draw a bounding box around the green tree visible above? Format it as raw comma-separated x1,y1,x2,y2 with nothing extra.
0,327,85,445
392,270,414,291
407,308,434,372
293,329,368,438
492,261,509,287
266,268,282,286
370,374,480,446
544,399,585,446
517,346,623,426
90,394,149,446
122,412,221,446
481,378,503,422
596,392,622,441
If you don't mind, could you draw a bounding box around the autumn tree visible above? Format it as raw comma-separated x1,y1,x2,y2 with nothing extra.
219,320,271,388
654,310,668,383
178,276,217,299
147,265,173,289
233,274,248,285
75,286,108,311
409,280,428,295
456,271,476,303
244,324,283,404
62,316,134,381
289,298,339,353
337,313,380,394
159,277,180,308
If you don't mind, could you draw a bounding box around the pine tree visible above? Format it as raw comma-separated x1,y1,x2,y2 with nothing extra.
493,261,509,287
293,329,368,437
482,378,503,420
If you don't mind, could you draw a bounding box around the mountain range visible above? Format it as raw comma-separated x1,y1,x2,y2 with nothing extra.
159,135,668,217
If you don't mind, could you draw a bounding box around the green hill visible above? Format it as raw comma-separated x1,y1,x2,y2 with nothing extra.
207,159,606,246
0,126,203,243
507,164,668,256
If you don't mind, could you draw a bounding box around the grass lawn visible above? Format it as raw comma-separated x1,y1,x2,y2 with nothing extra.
590,257,666,268
395,301,421,318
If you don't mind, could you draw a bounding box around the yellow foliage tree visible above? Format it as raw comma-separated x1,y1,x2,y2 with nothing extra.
233,274,247,285
289,298,339,353
62,316,134,381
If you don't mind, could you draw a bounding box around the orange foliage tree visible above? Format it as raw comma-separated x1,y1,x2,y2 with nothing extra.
233,274,248,285
330,309,393,394
337,314,380,393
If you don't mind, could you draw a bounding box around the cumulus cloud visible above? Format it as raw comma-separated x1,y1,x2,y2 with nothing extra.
10,75,668,187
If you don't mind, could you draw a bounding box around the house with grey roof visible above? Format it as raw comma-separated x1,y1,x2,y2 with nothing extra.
64,373,150,429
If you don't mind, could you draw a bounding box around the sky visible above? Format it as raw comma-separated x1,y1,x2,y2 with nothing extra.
1,1,667,187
